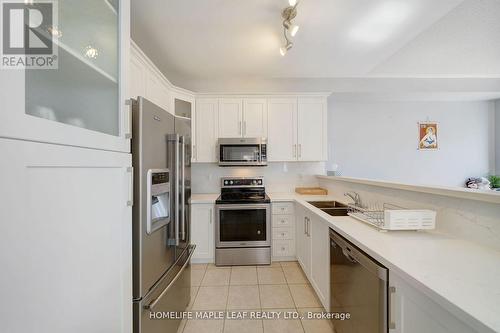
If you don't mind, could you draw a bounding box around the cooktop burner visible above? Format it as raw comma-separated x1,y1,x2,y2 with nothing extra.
216,177,270,205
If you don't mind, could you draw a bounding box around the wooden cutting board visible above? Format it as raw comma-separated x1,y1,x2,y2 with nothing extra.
295,187,328,195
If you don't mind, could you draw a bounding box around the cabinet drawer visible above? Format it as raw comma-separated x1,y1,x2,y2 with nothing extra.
273,240,295,257
273,227,295,240
272,202,295,215
273,215,294,227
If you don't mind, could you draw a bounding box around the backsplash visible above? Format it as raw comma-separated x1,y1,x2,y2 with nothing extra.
192,162,326,193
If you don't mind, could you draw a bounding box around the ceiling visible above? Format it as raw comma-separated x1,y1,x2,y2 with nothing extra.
131,0,500,93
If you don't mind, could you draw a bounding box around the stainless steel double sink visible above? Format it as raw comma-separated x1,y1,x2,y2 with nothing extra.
307,201,350,217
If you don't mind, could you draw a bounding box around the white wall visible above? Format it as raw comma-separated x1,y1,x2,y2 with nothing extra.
192,162,326,194
328,99,495,187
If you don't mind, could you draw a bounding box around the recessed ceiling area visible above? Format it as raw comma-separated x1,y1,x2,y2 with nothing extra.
131,0,500,92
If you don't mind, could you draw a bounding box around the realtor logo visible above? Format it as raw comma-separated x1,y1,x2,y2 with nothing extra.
1,0,58,69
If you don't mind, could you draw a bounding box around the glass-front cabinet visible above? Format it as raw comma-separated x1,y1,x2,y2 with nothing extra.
0,0,130,152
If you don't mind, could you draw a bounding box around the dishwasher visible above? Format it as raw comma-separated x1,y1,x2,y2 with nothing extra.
329,228,388,333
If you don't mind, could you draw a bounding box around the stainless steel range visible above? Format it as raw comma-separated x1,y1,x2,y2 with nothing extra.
215,177,271,266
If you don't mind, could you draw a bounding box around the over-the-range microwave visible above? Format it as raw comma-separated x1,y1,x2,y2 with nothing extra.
218,138,267,167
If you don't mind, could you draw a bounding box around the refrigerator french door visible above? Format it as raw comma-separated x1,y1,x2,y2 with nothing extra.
132,97,194,333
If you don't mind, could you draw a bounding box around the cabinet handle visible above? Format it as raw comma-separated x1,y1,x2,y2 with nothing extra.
239,121,242,136
126,167,134,207
243,121,247,136
304,217,307,235
298,144,302,159
125,99,133,139
293,144,297,158
389,286,396,330
306,217,310,237
193,145,197,161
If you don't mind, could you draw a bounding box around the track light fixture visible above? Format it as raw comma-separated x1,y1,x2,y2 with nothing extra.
280,0,299,56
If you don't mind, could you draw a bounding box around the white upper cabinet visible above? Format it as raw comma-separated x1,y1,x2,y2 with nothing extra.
218,98,243,138
297,97,327,161
0,0,131,153
194,98,219,162
243,98,268,138
267,98,298,161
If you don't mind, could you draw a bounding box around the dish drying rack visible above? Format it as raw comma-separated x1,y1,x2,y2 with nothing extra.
347,203,436,231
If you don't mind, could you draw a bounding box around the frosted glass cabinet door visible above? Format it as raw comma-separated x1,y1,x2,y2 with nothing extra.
0,0,131,152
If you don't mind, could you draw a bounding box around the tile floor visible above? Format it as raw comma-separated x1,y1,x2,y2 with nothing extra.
178,261,335,333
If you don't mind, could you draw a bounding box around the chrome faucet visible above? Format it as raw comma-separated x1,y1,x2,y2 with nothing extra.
344,191,362,207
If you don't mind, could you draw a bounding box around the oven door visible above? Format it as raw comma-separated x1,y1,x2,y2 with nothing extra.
215,204,271,247
219,144,265,166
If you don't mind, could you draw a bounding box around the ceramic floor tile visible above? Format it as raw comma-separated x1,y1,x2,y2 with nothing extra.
262,309,304,333
230,267,258,285
268,262,282,268
207,263,232,270
191,286,229,310
298,308,335,333
202,268,231,286
191,269,206,287
289,284,321,308
191,263,208,270
224,318,263,333
259,285,295,309
280,261,300,268
257,267,287,285
227,285,261,310
188,287,199,309
283,266,308,284
183,318,224,333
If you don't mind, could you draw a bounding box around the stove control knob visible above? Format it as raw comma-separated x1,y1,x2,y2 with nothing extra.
252,180,257,185
229,181,233,185
258,180,262,185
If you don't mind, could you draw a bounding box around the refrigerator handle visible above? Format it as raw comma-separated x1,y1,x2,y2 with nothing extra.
144,244,196,310
167,134,180,246
180,136,186,241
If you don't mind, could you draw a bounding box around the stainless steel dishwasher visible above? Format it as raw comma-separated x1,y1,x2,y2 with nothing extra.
330,228,388,333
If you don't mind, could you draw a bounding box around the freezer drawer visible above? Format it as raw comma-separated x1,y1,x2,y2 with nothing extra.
134,245,195,333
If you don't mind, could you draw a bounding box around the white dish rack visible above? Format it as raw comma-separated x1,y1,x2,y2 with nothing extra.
347,203,436,231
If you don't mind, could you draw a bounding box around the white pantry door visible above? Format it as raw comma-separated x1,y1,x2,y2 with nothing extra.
219,98,243,138
267,98,297,161
0,138,132,333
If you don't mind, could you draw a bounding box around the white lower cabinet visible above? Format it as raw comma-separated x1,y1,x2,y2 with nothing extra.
389,272,480,333
272,202,296,261
295,204,329,310
191,203,215,262
295,204,312,278
0,138,132,333
309,216,330,310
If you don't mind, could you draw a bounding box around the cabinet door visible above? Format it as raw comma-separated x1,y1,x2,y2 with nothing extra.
194,98,219,162
219,98,243,138
130,49,146,99
267,98,297,161
389,272,476,333
297,97,327,161
243,98,268,138
0,0,131,153
146,69,171,113
310,217,330,310
0,139,132,333
191,204,215,261
295,206,311,278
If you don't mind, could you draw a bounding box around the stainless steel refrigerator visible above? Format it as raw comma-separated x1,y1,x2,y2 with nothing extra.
131,97,194,333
